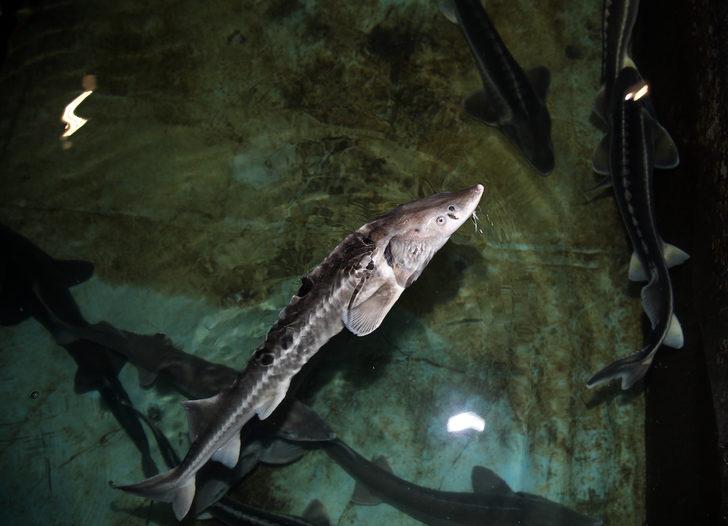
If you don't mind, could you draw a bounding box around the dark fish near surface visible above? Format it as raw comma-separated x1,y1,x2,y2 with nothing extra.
321,439,599,526
587,68,689,390
441,0,554,174
592,0,678,173
115,185,485,520
0,224,158,477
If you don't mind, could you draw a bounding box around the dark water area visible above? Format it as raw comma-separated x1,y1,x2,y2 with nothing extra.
0,1,725,525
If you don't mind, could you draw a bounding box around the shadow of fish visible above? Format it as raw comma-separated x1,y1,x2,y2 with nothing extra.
114,185,484,520
587,68,689,390
591,0,678,174
441,0,554,175
0,223,158,477
48,319,239,400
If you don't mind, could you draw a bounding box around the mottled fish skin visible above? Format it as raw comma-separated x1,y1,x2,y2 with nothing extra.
115,185,484,520
587,68,688,390
446,0,554,174
320,438,598,526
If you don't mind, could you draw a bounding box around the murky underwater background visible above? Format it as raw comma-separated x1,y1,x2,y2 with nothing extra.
0,0,647,524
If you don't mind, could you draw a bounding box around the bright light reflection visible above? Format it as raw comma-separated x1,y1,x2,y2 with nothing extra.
447,411,485,433
624,82,649,102
60,90,93,138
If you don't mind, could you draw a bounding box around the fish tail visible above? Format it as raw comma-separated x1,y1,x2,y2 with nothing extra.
113,466,196,520
586,345,655,390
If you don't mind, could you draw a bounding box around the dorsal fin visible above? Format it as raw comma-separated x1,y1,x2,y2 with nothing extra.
182,393,224,442
272,399,335,442
302,499,330,526
471,466,513,495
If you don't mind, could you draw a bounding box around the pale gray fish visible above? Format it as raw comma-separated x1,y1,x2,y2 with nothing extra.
441,0,554,175
131,397,329,525
587,68,689,390
114,185,485,520
592,0,678,173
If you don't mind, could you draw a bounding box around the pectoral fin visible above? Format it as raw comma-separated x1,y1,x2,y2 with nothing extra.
259,439,306,465
182,392,224,441
351,456,392,506
653,122,680,169
137,367,159,388
464,90,502,127
273,399,335,442
592,85,606,123
527,66,550,101
663,315,684,349
663,242,690,268
343,281,403,336
592,135,610,175
629,252,648,282
53,259,94,287
302,499,330,526
439,1,458,24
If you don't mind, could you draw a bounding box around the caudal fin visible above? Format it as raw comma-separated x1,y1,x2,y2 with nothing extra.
586,347,654,390
114,466,196,521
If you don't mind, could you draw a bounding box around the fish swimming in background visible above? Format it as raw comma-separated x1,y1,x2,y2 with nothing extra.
327,442,599,526
115,184,485,519
270,402,599,526
47,319,239,399
587,68,689,390
0,224,159,477
591,0,678,174
441,0,554,175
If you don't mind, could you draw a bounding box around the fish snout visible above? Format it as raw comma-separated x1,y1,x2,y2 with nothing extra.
463,183,485,214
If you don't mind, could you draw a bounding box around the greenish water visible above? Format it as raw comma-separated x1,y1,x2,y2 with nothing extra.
0,0,645,524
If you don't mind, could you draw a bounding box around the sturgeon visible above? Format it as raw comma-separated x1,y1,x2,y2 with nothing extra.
115,184,485,519
592,0,678,174
325,439,599,526
441,0,554,175
587,68,689,390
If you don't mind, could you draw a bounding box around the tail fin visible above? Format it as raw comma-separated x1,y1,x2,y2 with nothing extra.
114,466,196,521
586,346,655,390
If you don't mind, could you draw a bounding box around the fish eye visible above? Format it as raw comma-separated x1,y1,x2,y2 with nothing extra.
448,205,456,212
436,216,446,225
